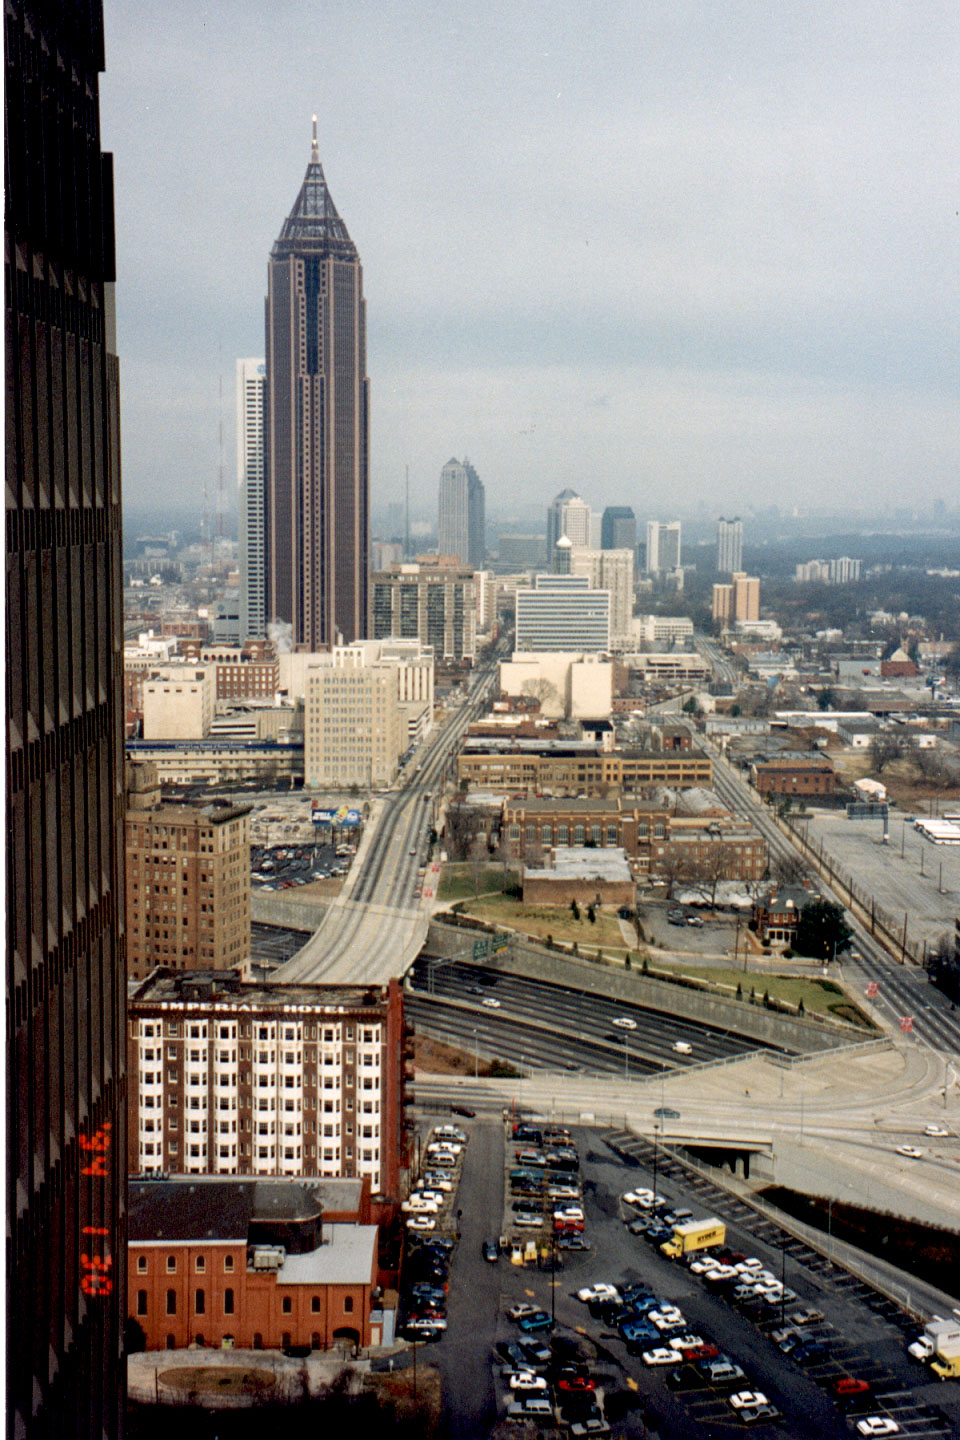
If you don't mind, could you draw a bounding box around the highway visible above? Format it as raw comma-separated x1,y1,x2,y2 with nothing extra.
406,956,788,1077
273,663,499,983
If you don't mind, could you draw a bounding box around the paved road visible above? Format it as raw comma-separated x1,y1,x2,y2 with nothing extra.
431,1118,504,1440
272,666,498,983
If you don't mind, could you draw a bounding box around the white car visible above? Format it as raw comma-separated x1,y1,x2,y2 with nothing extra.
907,1336,934,1361
728,1391,769,1411
482,997,501,1009
508,1370,548,1392
406,1215,436,1231
577,1284,620,1304
896,1145,924,1159
649,1309,685,1330
924,1124,949,1137
622,1189,655,1206
642,1347,681,1366
401,1198,439,1214
672,1041,692,1055
612,1016,637,1030
668,1334,705,1352
689,1257,720,1275
507,1302,541,1321
734,1258,763,1273
856,1421,900,1438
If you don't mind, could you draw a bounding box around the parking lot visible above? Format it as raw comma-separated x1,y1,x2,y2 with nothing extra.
639,901,740,961
796,809,960,951
410,1115,959,1439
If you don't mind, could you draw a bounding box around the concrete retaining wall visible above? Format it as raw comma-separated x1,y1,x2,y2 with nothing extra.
427,919,865,1054
251,893,328,933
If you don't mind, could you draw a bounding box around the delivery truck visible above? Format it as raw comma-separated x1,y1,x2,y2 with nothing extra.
660,1218,726,1259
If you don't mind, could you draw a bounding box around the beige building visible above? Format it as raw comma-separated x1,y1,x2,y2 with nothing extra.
125,763,251,980
304,650,402,789
570,547,635,641
142,664,215,739
474,569,497,634
713,572,760,624
500,652,614,719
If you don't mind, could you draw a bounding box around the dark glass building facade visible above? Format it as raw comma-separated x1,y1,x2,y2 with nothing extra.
265,127,369,650
5,3,127,1435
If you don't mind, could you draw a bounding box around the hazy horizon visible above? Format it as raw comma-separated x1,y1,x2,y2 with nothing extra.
102,1,959,523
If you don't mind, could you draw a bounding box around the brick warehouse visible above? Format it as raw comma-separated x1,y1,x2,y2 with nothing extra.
128,972,407,1200
128,1177,381,1352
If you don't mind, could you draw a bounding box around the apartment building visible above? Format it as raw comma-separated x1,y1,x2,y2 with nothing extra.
370,561,477,661
515,574,611,653
177,638,280,703
713,572,761,624
126,763,251,980
752,756,837,798
302,640,432,787
127,972,406,1199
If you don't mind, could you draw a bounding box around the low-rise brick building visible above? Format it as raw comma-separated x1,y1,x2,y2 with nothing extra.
128,1177,380,1352
751,756,836,798
459,741,712,795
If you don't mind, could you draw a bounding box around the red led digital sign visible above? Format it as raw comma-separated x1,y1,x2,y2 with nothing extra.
79,1122,114,1296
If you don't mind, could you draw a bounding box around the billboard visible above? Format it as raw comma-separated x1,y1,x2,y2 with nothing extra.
312,804,361,827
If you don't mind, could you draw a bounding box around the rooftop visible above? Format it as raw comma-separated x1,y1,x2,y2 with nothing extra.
128,1177,364,1244
129,968,391,1011
526,846,632,884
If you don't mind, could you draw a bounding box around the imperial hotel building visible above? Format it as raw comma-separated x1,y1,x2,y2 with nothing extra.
127,972,407,1200
6,2,127,1434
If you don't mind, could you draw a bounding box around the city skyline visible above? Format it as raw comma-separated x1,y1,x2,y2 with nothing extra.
101,2,959,522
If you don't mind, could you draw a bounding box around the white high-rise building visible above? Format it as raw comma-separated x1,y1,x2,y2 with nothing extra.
237,358,266,640
438,456,485,566
515,574,611,652
560,496,592,547
660,520,682,572
645,520,681,574
645,520,660,574
716,517,743,574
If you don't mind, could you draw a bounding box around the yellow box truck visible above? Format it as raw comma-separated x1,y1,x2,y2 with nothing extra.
660,1218,726,1259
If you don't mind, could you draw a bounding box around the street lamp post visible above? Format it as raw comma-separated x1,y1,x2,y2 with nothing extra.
652,1123,660,1199
473,1028,479,1080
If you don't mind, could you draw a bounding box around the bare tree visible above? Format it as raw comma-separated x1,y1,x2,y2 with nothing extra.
444,798,480,861
771,852,813,889
520,676,563,717
687,843,737,909
870,731,904,775
655,844,696,899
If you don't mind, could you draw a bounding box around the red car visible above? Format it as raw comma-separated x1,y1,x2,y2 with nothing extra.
556,1374,596,1394
681,1343,720,1363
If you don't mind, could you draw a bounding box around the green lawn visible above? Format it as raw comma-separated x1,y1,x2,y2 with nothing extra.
645,961,875,1028
436,863,520,902
455,892,630,954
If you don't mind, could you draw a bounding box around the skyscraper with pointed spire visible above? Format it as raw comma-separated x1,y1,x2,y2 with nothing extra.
265,120,369,649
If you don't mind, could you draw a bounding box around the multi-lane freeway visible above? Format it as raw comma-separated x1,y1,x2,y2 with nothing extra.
407,956,787,1077
273,664,498,983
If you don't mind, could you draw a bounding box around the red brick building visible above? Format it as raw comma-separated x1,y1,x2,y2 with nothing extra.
751,757,836,798
128,1177,381,1352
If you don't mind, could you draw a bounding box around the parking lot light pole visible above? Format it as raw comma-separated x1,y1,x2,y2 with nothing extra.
652,1123,660,1199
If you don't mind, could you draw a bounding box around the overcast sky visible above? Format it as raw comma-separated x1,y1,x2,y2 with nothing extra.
101,1,959,525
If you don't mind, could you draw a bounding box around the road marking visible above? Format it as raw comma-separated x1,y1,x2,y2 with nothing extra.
626,1377,638,1391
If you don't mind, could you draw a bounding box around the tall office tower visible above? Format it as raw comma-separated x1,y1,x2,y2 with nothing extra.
716,516,743,574
645,520,661,574
265,122,369,649
237,358,266,639
6,3,127,1435
438,456,485,566
601,506,637,552
660,520,682,571
559,495,592,548
546,487,580,559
